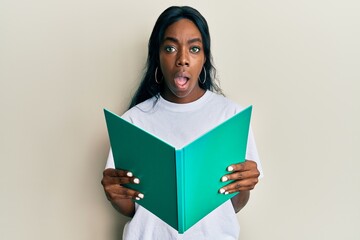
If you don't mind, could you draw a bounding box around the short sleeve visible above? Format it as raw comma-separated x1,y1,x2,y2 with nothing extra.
105,149,115,169
246,127,264,178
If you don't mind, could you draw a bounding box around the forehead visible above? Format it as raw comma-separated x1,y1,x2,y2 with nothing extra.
163,19,202,41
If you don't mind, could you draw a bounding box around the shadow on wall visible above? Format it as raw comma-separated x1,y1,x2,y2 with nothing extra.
101,38,147,240
111,215,131,240
94,124,131,239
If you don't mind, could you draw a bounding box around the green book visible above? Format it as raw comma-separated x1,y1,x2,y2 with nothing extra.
104,105,252,233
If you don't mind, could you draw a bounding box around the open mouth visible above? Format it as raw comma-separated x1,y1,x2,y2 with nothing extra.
174,71,191,89
174,76,189,87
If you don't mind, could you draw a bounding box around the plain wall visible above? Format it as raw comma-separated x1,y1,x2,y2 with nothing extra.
1,0,359,239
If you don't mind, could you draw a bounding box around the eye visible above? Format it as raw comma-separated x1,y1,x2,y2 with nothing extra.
190,46,200,53
164,46,176,53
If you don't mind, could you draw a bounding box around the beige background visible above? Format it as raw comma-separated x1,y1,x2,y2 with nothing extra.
1,0,359,239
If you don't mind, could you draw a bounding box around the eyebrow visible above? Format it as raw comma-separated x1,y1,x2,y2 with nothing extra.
163,36,202,44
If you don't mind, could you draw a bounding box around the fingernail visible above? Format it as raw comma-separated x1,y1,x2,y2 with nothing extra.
219,188,225,194
138,193,144,199
135,197,140,201
227,166,234,172
221,176,228,182
133,178,140,184
225,191,229,195
127,172,133,177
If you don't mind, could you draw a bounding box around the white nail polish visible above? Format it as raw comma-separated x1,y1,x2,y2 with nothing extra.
138,193,144,199
127,172,133,177
133,178,140,184
225,191,229,195
227,166,234,172
221,176,228,182
135,197,140,201
219,188,225,194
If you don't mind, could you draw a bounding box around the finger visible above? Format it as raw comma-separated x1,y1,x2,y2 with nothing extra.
222,161,259,182
102,169,140,185
118,187,145,200
102,175,140,186
227,160,258,172
106,190,144,201
103,168,134,178
104,184,145,201
221,168,259,182
219,178,259,194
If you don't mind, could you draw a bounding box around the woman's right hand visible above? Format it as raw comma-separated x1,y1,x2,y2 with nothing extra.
101,168,144,217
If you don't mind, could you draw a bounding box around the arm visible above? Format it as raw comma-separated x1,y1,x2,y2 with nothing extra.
219,160,260,213
101,168,143,217
231,190,250,213
110,200,135,218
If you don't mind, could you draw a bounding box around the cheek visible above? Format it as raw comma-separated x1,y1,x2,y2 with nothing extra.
195,57,205,73
194,54,205,66
159,56,172,75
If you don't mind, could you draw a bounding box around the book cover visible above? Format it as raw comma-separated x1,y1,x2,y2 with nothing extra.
104,105,252,233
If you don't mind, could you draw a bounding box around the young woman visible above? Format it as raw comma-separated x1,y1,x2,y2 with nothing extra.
101,6,262,239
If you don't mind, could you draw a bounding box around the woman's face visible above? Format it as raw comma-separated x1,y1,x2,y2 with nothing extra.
159,19,206,103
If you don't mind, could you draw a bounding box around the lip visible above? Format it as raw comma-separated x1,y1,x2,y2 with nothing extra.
173,71,191,88
175,71,191,79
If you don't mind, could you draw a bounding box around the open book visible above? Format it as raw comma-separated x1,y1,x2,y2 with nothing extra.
104,105,252,233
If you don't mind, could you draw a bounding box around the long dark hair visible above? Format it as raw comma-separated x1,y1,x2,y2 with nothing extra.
129,6,222,109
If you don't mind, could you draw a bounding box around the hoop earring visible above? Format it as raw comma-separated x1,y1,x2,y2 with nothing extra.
199,67,206,84
155,67,161,84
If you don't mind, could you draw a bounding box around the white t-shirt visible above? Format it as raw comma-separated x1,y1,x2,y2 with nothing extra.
106,90,263,240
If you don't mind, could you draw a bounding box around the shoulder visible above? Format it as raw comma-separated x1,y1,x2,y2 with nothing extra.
206,91,244,113
121,96,159,122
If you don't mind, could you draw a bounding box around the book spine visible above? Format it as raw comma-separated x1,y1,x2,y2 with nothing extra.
175,149,185,233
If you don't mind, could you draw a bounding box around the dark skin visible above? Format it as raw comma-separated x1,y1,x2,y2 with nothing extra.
101,168,139,217
101,19,260,217
226,160,260,213
101,160,260,217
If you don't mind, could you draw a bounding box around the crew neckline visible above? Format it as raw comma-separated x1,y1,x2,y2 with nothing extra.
157,90,212,112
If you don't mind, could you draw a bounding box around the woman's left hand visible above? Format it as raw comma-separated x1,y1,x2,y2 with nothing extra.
219,160,260,194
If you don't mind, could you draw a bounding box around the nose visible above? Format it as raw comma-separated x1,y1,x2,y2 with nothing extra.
176,48,189,67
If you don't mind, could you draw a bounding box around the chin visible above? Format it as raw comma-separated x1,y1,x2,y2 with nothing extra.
173,90,191,99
